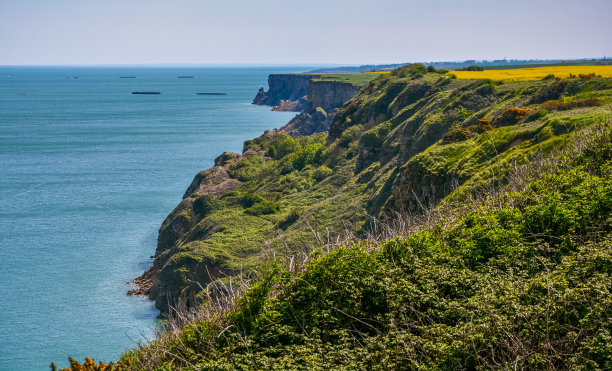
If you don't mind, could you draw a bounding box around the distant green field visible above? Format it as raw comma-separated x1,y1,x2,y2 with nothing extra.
303,71,388,86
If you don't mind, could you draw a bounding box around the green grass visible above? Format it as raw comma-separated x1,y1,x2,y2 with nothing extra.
123,123,612,370
145,68,612,319
57,64,612,370
304,72,388,86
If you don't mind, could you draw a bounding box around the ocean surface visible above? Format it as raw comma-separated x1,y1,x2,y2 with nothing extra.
0,66,303,370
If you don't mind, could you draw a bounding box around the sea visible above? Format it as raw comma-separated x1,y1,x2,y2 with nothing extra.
0,66,304,370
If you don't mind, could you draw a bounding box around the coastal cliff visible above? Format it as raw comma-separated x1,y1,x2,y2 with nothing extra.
131,65,612,318
308,80,360,110
253,73,362,113
252,74,311,110
252,73,363,138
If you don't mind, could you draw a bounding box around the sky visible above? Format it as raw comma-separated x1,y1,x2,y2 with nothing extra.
0,0,610,66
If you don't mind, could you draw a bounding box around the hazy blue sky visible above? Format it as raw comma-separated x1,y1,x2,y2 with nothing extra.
1,0,610,65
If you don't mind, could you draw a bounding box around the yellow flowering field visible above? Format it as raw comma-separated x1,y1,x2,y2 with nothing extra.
450,65,612,81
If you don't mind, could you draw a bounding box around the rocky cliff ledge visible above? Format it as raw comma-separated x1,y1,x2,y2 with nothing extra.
252,74,311,111
308,80,360,111
253,73,360,113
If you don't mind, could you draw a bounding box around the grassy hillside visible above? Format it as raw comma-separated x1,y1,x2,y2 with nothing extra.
61,121,611,370
149,124,611,370
138,64,611,316
54,64,612,369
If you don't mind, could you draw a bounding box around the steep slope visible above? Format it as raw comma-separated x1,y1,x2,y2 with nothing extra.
125,122,612,370
134,64,612,315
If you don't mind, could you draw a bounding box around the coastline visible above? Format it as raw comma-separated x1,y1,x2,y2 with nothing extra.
128,73,363,313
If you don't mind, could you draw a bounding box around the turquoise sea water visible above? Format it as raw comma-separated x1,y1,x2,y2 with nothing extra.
0,66,302,370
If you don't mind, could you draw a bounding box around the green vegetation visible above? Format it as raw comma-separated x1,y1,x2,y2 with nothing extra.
305,72,387,86
55,65,612,370
125,123,612,370
145,65,611,316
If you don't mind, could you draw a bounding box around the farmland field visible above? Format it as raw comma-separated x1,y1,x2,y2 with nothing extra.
451,65,612,81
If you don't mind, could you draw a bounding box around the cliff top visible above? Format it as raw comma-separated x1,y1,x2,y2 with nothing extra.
305,71,387,86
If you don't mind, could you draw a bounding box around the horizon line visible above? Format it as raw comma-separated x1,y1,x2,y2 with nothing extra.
0,57,608,68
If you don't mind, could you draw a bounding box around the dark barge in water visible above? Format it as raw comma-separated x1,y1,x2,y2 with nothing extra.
132,91,160,95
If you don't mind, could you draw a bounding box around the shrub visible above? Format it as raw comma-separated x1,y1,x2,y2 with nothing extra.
292,142,324,170
278,171,314,192
391,64,428,79
494,107,534,125
441,119,494,144
337,125,363,148
531,80,569,103
473,118,495,132
244,200,280,216
193,195,222,216
312,165,333,181
266,145,277,158
277,207,302,230
540,98,603,111
525,109,549,122
442,128,471,143
476,83,495,95
239,192,264,208
458,65,484,71
578,73,601,79
228,156,266,181
280,164,294,175
240,192,280,216
276,136,301,158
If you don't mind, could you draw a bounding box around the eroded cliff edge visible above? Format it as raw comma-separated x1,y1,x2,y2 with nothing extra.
253,74,360,112
253,74,361,139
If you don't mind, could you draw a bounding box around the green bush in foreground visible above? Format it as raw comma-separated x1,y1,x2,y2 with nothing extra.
122,125,612,370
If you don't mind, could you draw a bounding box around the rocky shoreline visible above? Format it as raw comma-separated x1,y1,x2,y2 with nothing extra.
128,74,362,313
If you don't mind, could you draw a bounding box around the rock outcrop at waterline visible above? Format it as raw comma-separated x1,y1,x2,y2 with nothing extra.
252,74,311,110
128,152,246,313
